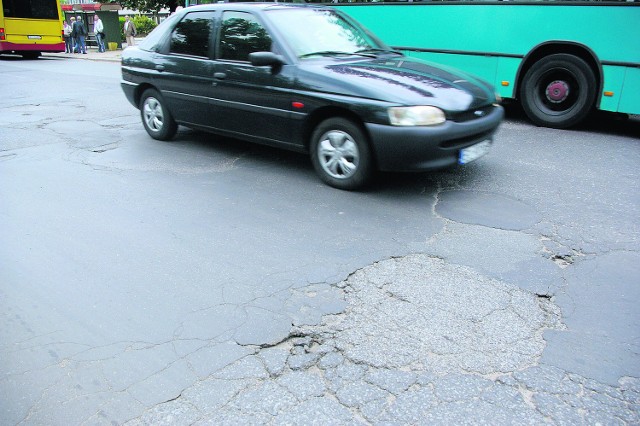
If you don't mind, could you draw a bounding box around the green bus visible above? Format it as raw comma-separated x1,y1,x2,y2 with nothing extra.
185,0,640,129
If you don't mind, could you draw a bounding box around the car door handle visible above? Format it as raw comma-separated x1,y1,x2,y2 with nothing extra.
214,72,227,80
155,65,165,72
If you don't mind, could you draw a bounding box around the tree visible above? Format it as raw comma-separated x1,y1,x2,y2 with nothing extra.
107,0,185,14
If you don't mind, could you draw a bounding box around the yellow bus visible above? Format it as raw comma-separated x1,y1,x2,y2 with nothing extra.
0,0,64,58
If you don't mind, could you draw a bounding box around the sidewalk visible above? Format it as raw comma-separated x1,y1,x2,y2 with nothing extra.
43,38,144,63
45,46,122,63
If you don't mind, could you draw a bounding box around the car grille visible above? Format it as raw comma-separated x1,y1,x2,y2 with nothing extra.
451,105,496,123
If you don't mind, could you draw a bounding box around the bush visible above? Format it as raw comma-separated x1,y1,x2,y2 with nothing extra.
133,16,157,36
119,15,158,40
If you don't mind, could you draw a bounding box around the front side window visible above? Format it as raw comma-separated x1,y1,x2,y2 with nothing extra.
218,11,272,62
169,11,215,57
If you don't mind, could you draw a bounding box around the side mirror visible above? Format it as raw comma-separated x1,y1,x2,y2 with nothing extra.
249,52,284,73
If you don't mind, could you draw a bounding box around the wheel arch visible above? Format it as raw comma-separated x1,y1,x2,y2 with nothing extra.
134,83,158,109
515,41,602,109
302,106,378,168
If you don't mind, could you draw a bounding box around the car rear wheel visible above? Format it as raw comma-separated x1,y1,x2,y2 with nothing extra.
140,89,177,141
520,54,596,129
310,117,373,190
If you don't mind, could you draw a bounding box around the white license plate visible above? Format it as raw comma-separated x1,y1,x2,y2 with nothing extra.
28,35,42,40
458,140,492,165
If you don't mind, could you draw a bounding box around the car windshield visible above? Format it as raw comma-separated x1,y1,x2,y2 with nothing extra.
265,8,386,59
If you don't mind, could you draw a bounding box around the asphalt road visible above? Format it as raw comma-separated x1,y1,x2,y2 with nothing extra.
1,54,639,425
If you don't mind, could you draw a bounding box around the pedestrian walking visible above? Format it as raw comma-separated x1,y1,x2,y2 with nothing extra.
63,20,72,53
94,15,106,53
123,15,136,47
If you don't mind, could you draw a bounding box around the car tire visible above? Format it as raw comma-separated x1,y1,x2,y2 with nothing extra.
139,89,177,141
310,117,373,190
520,54,596,129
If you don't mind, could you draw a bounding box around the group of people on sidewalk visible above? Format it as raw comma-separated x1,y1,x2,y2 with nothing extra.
62,15,137,54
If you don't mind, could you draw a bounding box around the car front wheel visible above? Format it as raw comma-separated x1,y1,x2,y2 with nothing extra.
310,117,373,190
139,89,177,141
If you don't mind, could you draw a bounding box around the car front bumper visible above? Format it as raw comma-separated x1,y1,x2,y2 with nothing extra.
366,104,504,172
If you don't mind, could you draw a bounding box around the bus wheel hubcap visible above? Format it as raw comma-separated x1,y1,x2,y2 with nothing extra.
546,80,569,103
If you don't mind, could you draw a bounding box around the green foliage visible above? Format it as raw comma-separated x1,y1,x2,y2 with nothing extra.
119,17,126,41
119,15,157,40
134,15,157,35
116,0,184,14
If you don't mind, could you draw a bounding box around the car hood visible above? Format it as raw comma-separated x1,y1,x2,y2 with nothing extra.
296,56,494,112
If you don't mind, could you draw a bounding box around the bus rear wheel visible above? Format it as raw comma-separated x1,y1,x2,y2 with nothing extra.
22,51,41,60
520,53,596,129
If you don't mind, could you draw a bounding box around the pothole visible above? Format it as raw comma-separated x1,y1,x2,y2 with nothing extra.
89,143,119,154
296,254,565,375
551,254,574,268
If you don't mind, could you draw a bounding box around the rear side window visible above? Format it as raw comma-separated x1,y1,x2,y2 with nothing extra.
218,11,272,62
139,12,180,52
169,11,215,58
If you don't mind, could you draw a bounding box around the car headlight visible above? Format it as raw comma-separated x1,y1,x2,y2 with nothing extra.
388,106,446,126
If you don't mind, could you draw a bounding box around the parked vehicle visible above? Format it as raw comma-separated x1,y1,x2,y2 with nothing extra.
334,1,640,129
121,4,503,190
0,0,65,58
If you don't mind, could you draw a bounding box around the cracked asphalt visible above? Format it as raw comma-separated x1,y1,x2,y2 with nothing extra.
1,53,639,425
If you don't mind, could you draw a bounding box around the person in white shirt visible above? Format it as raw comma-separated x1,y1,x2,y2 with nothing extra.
63,20,72,53
94,15,105,53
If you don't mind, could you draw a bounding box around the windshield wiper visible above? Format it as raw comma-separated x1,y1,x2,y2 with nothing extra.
354,48,404,56
299,50,377,59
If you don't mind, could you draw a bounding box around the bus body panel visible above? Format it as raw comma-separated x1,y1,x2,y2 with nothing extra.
495,57,521,101
618,68,640,115
1,18,64,52
337,4,639,64
601,66,626,113
336,3,640,116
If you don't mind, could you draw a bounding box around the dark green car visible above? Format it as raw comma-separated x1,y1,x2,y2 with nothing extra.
121,3,503,190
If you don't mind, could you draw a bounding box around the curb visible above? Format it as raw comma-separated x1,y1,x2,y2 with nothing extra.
44,50,122,63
